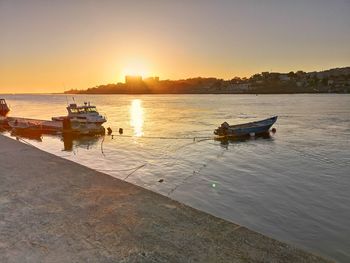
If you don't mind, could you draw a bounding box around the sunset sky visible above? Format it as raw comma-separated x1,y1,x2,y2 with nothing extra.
1,0,349,93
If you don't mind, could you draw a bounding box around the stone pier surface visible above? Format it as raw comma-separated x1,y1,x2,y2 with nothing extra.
0,135,331,263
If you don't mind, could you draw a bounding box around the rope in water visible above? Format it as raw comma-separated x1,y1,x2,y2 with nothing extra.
2,125,226,195
123,164,147,180
109,133,224,141
167,147,227,196
96,133,221,186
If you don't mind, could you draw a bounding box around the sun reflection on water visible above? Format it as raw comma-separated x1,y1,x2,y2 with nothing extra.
130,99,144,137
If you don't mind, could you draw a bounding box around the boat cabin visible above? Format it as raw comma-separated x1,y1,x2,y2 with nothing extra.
67,103,99,116
61,102,106,125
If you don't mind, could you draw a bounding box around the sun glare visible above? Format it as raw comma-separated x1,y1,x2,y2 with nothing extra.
130,99,144,137
122,61,150,79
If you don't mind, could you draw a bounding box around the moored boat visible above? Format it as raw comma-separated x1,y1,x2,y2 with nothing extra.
52,102,106,134
0,99,10,116
8,119,39,131
7,117,62,133
214,116,278,137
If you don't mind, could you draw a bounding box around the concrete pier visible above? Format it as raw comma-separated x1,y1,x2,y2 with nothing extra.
0,135,331,262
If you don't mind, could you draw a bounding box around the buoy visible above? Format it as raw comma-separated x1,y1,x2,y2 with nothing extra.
271,128,277,133
107,127,112,135
249,132,255,137
119,128,123,135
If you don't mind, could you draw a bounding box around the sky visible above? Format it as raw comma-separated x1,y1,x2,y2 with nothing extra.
0,0,349,93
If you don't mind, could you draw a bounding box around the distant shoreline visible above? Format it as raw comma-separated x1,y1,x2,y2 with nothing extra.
62,91,350,95
65,66,350,95
1,92,349,96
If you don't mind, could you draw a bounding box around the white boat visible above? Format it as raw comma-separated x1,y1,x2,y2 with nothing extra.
52,102,106,134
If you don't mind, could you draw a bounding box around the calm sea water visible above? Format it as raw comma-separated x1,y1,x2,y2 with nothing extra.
1,94,349,262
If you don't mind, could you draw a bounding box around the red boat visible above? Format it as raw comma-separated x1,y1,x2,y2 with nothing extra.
0,99,10,116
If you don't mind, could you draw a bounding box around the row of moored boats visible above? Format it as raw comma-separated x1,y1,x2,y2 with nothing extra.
0,99,106,135
1,98,277,137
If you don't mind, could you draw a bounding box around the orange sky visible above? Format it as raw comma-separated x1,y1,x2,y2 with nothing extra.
1,0,349,93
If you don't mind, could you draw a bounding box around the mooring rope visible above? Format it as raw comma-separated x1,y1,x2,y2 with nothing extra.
2,124,227,186
98,165,147,172
109,133,220,141
123,164,147,180
167,147,227,196
100,136,105,156
95,132,226,181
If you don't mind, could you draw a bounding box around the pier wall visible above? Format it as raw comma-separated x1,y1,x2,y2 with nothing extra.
0,135,331,262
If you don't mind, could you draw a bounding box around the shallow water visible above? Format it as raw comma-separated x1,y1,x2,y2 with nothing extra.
1,94,349,262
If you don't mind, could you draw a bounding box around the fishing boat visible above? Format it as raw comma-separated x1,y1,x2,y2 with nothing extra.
214,116,278,137
8,119,39,131
0,99,10,116
7,117,62,133
52,102,106,134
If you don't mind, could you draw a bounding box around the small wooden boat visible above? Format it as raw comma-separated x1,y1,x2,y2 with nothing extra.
8,119,40,131
214,116,278,137
8,119,37,130
6,117,62,133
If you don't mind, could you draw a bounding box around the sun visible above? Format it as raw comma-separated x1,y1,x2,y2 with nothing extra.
121,60,149,79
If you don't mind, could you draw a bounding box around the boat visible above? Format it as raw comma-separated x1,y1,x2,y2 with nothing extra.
214,116,278,137
0,99,10,116
7,117,62,133
52,102,106,134
8,119,39,131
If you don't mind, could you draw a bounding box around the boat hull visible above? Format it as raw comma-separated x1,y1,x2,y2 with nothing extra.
6,117,62,134
0,109,9,117
0,99,10,116
68,121,105,135
214,116,278,137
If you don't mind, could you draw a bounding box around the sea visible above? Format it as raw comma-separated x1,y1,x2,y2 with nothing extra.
1,94,349,262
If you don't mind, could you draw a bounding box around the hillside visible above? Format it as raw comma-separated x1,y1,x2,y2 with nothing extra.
65,67,350,94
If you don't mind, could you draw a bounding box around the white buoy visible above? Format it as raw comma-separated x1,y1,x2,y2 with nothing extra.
249,132,255,137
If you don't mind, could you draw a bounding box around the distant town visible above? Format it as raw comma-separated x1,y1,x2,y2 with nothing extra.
65,67,350,94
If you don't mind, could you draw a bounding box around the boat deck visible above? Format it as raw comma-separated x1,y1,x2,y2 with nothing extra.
3,117,62,132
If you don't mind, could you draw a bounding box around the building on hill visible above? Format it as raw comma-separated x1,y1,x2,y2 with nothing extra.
144,76,160,84
144,76,159,82
125,75,143,85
